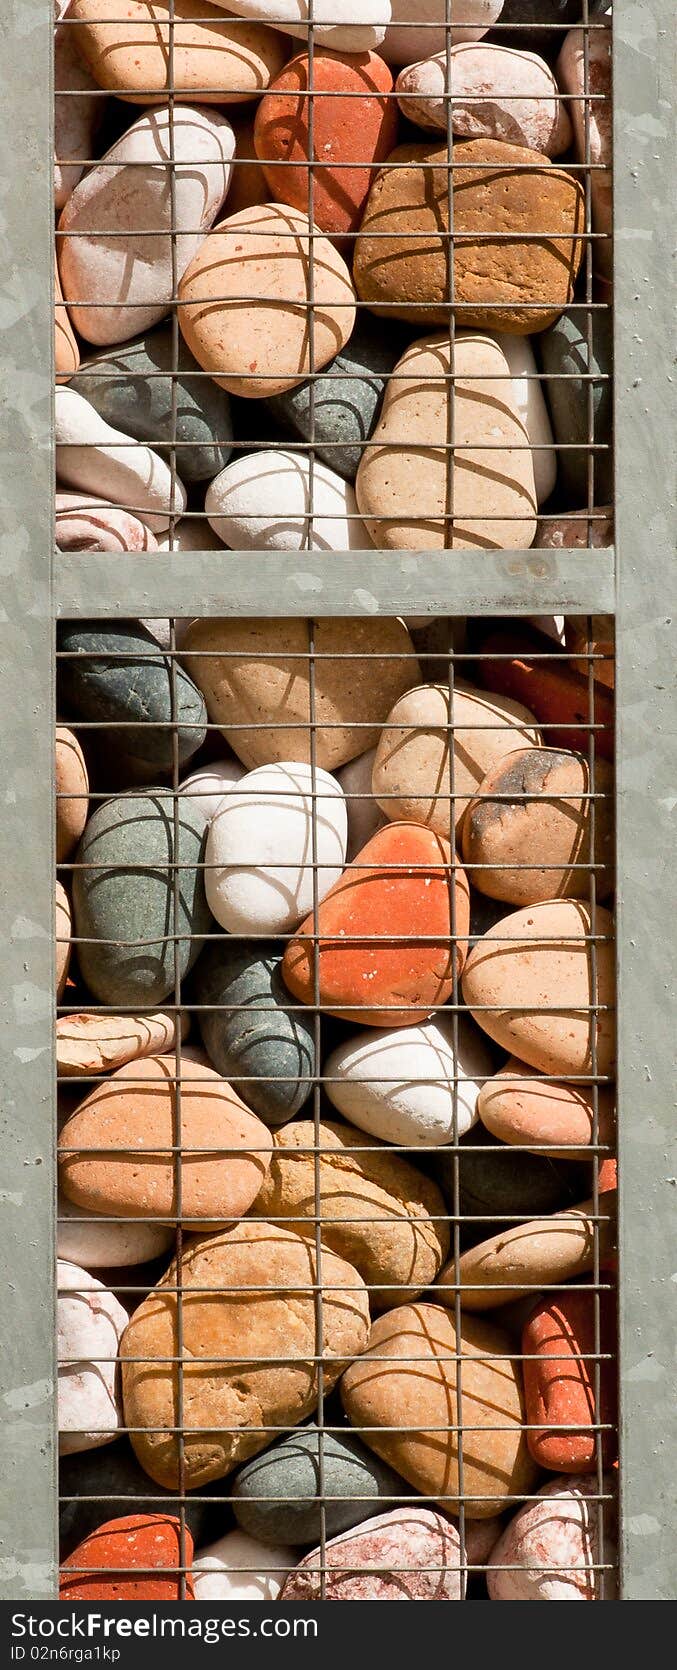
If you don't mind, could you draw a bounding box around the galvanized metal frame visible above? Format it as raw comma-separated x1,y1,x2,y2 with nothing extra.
0,0,674,1603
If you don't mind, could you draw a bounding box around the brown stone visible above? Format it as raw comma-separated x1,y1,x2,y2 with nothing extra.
341,1301,537,1517
56,726,89,862
181,616,419,771
68,0,287,105
478,1059,615,1160
353,139,585,332
121,1220,370,1488
461,747,614,905
251,1119,449,1309
439,1194,617,1310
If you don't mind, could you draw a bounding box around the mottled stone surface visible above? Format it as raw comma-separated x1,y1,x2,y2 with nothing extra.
281,1508,465,1599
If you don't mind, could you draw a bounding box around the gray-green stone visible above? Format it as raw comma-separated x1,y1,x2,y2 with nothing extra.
432,1131,586,1248
264,319,403,483
58,622,207,778
72,791,212,1005
231,1425,407,1545
192,939,315,1127
75,325,233,483
539,307,613,504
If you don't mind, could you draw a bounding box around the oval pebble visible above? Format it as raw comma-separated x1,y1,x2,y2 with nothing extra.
205,761,347,935
179,758,245,823
232,1424,407,1545
265,317,402,484
56,493,159,554
58,621,206,778
58,105,234,346
75,324,233,484
382,1,502,65
56,388,187,533
68,0,287,105
193,937,315,1125
478,1060,615,1160
281,1508,464,1600
56,725,89,861
441,1194,616,1310
59,1514,193,1600
193,1530,295,1600
57,1010,185,1080
58,1260,127,1455
57,1193,175,1268
397,42,572,157
487,1474,618,1601
206,451,372,551
461,747,614,905
522,1286,617,1472
71,791,211,1006
205,0,390,53
324,1015,493,1147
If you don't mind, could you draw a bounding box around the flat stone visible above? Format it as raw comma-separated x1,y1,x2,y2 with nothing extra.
59,1055,273,1227
265,318,401,485
558,19,613,276
205,0,389,53
354,140,585,332
179,203,356,398
205,761,347,935
441,1193,616,1310
478,1059,615,1159
193,938,315,1125
523,1286,617,1472
55,12,102,210
282,822,469,1028
180,758,245,823
461,899,616,1076
69,0,287,104
206,451,371,550
252,1118,449,1307
59,1442,212,1556
539,306,613,504
58,1260,127,1455
461,746,615,904
487,1474,618,1601
254,48,397,238
324,1015,493,1147
121,1220,370,1488
57,881,72,1001
56,493,159,553
372,680,541,837
59,1514,194,1600
71,790,211,1006
58,105,234,346
281,1508,464,1600
336,748,385,860
181,616,419,772
58,621,206,777
382,0,502,66
397,42,572,157
56,725,89,861
56,388,187,532
57,1011,188,1078
341,1302,538,1516
57,1192,175,1267
232,1424,407,1545
356,333,537,549
193,1530,295,1599
75,325,233,484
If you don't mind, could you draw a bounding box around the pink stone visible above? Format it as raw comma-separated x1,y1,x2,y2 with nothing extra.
398,43,572,158
56,493,159,553
55,5,103,210
487,1475,618,1601
280,1508,465,1601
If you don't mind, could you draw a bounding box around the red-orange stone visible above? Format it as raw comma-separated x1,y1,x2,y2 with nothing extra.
254,49,398,238
523,1286,617,1474
476,625,614,763
281,822,469,1027
59,1514,194,1600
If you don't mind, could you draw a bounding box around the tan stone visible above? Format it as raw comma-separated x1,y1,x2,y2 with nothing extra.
372,681,541,838
58,1055,273,1227
56,726,89,862
356,333,537,551
121,1220,370,1488
56,1011,188,1078
478,1058,616,1160
439,1195,617,1310
251,1120,449,1309
178,204,356,398
181,616,420,771
461,899,616,1076
341,1301,537,1517
56,881,71,1001
354,139,585,332
69,0,287,104
55,257,79,384
461,747,615,905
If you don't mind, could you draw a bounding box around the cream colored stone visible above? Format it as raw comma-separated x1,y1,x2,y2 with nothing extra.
397,42,572,156
69,0,287,104
56,1011,188,1077
56,881,71,1001
440,1195,617,1310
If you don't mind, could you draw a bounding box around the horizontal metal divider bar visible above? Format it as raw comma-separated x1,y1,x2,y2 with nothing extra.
55,549,616,618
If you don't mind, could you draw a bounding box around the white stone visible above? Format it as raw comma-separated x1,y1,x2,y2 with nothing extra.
557,21,612,280
336,749,385,863
193,1531,295,1601
492,333,556,506
397,42,572,157
57,1260,127,1454
324,1014,493,1146
55,9,102,211
55,388,187,533
206,760,347,935
383,0,502,67
57,1195,174,1269
58,105,235,345
206,451,372,553
180,759,246,824
207,0,390,52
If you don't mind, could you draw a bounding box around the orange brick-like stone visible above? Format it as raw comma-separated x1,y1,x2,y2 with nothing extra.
523,1287,617,1473
59,1514,194,1600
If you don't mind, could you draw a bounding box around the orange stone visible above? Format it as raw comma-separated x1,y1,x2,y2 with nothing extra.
475,624,614,762
523,1285,617,1473
281,822,469,1027
59,1514,194,1600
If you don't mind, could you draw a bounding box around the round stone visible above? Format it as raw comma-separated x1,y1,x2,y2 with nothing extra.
57,1193,175,1268
178,203,356,398
461,747,615,905
478,1060,615,1159
539,307,613,504
193,1530,295,1600
324,1015,493,1147
181,616,419,772
56,387,187,533
487,1474,618,1601
232,1424,407,1545
397,42,572,157
522,1286,617,1472
58,1260,127,1455
56,881,72,1001
56,725,88,862
75,325,233,484
58,621,206,778
68,0,287,104
59,1514,194,1600
193,939,315,1126
56,493,159,553
206,451,371,550
265,317,402,484
59,1442,212,1557
205,761,347,935
251,1118,449,1307
382,0,502,65
442,1194,616,1310
281,1508,465,1600
180,758,245,823
121,1220,370,1489
71,791,211,1006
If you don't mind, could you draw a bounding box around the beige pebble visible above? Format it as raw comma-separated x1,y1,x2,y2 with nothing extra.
68,0,287,104
55,10,102,210
56,881,72,1001
181,616,420,771
478,1058,615,1160
461,747,615,905
372,681,541,838
439,1195,617,1310
178,203,356,398
56,1011,188,1078
56,726,89,862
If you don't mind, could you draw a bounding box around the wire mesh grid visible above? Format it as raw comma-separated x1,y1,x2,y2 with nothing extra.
53,0,617,1608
